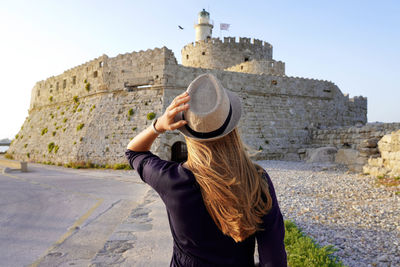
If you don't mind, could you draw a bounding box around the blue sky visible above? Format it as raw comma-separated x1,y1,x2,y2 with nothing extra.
1,0,399,139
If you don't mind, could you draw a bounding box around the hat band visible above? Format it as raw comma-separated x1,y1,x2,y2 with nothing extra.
182,104,232,139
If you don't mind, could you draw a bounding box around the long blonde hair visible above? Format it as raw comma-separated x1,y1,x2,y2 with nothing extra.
185,128,272,242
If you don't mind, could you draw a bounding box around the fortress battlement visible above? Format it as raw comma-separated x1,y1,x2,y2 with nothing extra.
182,37,272,49
29,47,177,111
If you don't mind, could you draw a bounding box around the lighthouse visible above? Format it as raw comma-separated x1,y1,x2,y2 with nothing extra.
194,9,213,42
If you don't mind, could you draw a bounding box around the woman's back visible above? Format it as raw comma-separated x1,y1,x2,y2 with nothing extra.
126,149,286,266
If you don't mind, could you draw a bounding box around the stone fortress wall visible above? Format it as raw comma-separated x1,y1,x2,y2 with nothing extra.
8,36,368,165
162,63,367,160
9,48,177,165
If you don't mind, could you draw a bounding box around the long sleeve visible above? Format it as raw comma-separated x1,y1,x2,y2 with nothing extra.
125,149,177,197
256,172,287,267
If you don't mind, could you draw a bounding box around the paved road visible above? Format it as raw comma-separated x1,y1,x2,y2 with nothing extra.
0,162,149,267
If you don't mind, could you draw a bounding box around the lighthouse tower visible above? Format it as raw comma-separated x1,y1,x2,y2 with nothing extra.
194,9,213,42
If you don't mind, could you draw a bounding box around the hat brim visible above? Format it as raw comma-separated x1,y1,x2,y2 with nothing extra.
174,88,242,141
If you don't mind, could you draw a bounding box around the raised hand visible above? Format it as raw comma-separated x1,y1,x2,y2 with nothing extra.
155,92,190,133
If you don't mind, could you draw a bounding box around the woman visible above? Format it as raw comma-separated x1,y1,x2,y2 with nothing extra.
126,74,287,266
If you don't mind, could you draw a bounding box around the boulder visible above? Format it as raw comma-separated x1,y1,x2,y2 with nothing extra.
306,147,337,163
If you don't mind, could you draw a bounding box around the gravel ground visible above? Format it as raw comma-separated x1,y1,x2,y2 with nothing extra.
257,160,400,267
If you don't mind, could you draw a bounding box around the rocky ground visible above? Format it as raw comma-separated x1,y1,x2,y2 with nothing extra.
258,161,400,267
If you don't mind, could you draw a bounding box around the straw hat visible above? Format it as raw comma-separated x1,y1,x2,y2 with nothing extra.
174,73,242,141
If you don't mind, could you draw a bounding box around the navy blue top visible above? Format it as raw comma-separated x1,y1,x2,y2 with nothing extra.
126,150,287,267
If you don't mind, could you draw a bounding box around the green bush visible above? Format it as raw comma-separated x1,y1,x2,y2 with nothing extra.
54,145,59,153
147,112,156,120
15,134,19,139
41,128,48,135
52,131,56,136
113,163,131,170
24,144,28,148
77,123,84,131
84,79,87,83
132,127,137,131
48,142,55,153
63,118,68,123
85,83,91,92
26,153,30,158
73,96,79,103
128,108,134,116
4,153,14,159
284,220,344,267
49,96,53,102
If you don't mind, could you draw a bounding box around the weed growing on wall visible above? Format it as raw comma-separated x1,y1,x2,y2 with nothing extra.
147,112,156,120
48,142,55,153
77,123,85,131
41,128,48,135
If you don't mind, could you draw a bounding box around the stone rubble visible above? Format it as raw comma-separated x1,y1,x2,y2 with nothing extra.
364,129,400,178
258,160,400,267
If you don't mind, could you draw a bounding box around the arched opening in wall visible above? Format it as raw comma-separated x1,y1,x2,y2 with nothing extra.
202,51,206,55
186,54,189,60
171,141,187,163
244,57,249,62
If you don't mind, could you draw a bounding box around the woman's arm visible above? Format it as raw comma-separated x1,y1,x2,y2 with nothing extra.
126,92,190,151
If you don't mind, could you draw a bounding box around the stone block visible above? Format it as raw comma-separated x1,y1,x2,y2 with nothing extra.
335,149,358,164
360,138,378,148
358,147,379,157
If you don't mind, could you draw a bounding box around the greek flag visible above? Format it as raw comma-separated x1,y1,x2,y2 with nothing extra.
220,23,230,31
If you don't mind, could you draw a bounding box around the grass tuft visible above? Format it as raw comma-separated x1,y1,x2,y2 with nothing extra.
284,220,344,267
